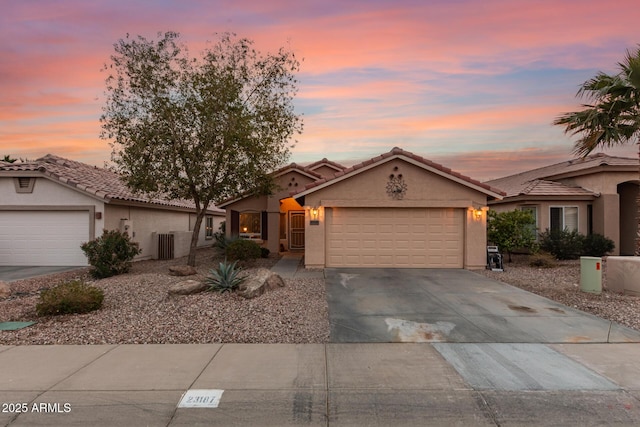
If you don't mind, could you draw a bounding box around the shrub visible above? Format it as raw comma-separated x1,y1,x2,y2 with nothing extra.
539,228,584,260
212,221,229,249
528,252,556,268
487,209,536,262
81,229,141,278
225,239,261,262
260,247,270,258
36,280,104,316
205,260,246,293
582,233,615,257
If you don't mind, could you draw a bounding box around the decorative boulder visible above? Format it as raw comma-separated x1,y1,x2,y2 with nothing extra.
0,281,10,300
237,268,285,299
168,279,208,296
168,265,198,276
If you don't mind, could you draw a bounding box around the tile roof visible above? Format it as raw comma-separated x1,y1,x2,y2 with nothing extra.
294,147,506,198
0,154,223,213
485,153,638,198
305,158,346,172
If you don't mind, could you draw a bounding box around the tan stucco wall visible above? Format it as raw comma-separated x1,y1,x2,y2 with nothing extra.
104,205,218,260
224,170,316,253
310,165,339,179
302,158,490,269
557,171,637,195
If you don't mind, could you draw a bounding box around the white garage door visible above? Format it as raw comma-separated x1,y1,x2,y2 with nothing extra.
0,211,90,266
326,207,464,268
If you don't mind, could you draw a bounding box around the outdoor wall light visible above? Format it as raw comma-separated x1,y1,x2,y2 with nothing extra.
473,208,483,220
310,207,319,221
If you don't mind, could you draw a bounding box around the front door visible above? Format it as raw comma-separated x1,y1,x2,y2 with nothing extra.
289,211,305,250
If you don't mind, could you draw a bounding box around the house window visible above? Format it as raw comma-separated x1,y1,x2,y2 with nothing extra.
205,216,214,239
520,206,538,238
239,212,261,239
550,206,578,232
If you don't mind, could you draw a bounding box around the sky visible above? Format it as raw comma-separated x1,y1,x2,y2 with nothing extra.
1,0,639,181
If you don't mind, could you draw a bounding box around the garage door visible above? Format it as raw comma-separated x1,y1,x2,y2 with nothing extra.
0,211,90,266
326,207,464,268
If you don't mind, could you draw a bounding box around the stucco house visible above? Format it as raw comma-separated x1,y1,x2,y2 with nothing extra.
0,154,224,266
485,153,639,256
220,147,504,269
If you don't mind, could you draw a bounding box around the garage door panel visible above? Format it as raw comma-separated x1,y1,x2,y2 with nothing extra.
326,207,464,268
0,211,89,266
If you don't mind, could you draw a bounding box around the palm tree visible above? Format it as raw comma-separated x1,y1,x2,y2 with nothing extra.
554,46,640,256
2,155,17,163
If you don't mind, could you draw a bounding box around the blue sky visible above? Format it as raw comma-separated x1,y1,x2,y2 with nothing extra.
1,0,639,180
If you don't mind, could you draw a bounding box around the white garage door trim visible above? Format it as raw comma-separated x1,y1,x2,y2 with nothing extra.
0,209,93,266
326,207,464,268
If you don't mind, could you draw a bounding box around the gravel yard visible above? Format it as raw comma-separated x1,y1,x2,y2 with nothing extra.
0,248,330,345
2,250,639,345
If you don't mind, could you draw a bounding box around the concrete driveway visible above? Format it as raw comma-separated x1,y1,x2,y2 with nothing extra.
0,266,84,282
325,268,640,344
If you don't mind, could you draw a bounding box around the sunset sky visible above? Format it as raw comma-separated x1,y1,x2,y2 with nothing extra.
2,0,639,181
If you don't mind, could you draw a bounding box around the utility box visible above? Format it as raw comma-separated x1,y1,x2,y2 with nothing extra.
580,256,602,294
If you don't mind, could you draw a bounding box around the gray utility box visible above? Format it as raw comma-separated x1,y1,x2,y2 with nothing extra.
580,256,602,294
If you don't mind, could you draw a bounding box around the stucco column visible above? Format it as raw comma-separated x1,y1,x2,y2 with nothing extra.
464,207,487,269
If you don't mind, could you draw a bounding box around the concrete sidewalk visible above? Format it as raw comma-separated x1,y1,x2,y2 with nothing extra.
1,343,640,426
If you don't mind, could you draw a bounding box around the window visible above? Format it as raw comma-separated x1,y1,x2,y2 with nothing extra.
239,212,261,239
205,216,214,239
550,206,578,232
520,206,538,238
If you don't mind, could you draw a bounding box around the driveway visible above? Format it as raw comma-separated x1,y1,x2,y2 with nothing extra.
325,268,640,344
0,266,84,282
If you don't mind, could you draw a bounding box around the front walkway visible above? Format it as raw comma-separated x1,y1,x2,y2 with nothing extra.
270,252,324,279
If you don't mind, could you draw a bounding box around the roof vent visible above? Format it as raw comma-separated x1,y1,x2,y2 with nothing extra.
14,177,35,193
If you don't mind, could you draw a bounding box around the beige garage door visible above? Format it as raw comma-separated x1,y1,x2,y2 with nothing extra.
326,207,464,268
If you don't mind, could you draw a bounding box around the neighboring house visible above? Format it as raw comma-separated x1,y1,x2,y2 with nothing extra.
220,147,504,269
485,153,639,256
0,154,224,266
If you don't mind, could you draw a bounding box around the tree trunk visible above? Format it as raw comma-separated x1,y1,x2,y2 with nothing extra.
187,207,208,267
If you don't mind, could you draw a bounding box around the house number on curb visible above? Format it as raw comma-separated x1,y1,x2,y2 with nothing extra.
178,389,224,408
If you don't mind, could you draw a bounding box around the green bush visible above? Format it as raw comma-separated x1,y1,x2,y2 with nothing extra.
205,260,246,293
36,280,104,316
225,239,261,262
81,229,141,278
528,252,556,268
582,233,615,257
260,247,270,258
539,228,585,260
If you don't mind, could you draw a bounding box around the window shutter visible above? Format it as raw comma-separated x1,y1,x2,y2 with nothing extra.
261,211,268,240
231,210,239,237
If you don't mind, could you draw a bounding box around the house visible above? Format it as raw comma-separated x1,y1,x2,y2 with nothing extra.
0,155,224,266
485,153,639,255
220,147,504,269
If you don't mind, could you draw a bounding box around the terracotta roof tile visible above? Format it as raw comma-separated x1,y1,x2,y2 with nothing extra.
293,147,505,197
0,154,223,213
485,153,638,198
305,158,346,171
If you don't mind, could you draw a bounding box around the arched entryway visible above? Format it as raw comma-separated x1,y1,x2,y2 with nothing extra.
618,181,639,255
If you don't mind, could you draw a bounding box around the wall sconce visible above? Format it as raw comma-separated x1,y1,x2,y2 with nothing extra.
473,208,484,221
310,207,320,225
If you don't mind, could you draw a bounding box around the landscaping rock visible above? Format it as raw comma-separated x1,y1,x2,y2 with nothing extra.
168,279,207,296
238,268,285,299
168,265,197,276
0,281,10,300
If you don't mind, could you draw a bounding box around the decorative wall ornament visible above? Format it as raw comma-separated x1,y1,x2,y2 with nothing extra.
386,173,407,200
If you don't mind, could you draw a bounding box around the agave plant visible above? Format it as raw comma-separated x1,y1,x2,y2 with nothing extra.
205,259,246,293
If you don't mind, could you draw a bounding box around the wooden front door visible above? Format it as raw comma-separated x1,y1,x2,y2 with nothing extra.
289,211,305,250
